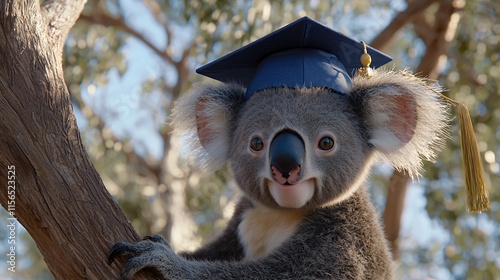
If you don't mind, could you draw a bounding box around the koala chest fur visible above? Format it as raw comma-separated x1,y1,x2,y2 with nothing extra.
237,205,305,259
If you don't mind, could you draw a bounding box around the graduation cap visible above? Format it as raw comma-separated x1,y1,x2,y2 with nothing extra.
196,17,392,100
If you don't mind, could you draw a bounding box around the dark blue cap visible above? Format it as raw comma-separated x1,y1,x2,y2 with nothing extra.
196,17,392,100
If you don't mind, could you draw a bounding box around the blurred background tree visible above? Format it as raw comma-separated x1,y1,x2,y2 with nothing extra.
0,0,497,279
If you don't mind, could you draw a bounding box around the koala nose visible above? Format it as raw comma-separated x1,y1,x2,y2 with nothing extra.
269,131,305,184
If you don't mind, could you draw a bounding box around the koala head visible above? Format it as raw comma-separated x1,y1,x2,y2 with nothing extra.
173,70,449,210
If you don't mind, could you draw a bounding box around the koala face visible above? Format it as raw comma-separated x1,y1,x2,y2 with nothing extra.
230,87,373,210
174,71,449,212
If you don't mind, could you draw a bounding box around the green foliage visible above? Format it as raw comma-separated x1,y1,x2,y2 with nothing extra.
64,21,128,91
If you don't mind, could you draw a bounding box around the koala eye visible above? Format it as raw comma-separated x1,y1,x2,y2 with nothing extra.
250,137,264,151
318,136,335,151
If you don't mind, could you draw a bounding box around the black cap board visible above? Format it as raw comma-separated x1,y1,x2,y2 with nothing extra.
196,17,392,100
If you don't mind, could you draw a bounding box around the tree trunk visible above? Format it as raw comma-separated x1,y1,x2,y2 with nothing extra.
0,1,152,278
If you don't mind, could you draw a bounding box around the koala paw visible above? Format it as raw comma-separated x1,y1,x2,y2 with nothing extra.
108,235,188,280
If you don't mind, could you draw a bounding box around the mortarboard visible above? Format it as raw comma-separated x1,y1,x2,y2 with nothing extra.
196,17,393,100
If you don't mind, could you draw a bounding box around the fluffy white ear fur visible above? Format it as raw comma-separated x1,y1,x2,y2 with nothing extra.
351,70,450,178
171,83,245,172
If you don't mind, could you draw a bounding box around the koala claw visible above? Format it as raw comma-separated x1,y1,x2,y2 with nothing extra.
108,235,180,280
142,235,170,247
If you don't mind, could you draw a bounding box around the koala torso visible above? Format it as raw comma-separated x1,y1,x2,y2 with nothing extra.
183,186,394,279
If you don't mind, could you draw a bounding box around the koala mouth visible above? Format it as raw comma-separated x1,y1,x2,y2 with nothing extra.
267,179,315,209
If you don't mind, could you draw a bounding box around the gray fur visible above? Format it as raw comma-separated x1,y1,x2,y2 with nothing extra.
109,69,450,279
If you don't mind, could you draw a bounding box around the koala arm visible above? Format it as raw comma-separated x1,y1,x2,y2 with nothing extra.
179,198,252,262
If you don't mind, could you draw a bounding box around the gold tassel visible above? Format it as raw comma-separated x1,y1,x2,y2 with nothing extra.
457,103,490,212
393,71,490,212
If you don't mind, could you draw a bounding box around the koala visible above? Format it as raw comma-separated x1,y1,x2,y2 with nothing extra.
108,69,449,279
108,16,449,280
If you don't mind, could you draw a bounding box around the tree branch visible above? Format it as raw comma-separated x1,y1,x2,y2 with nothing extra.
370,0,439,50
382,170,410,259
79,11,177,66
415,0,460,78
142,0,173,49
413,14,435,47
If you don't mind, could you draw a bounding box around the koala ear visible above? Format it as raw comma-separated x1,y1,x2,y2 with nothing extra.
350,70,450,178
172,83,245,172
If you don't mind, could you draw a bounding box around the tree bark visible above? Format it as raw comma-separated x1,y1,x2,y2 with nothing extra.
0,1,151,278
